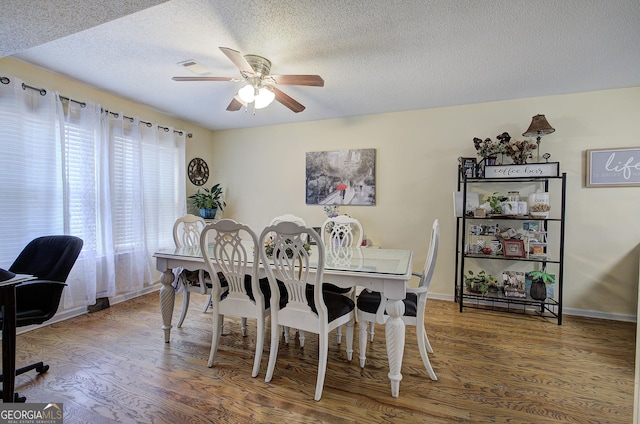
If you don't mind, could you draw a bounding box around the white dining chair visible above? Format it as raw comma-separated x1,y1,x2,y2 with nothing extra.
356,219,440,381
320,214,364,344
200,219,288,377
268,214,307,345
259,221,355,401
173,214,213,328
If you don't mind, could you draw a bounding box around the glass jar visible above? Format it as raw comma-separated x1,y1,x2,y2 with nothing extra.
507,191,520,202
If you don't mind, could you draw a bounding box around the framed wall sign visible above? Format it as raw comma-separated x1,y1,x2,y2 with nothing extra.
484,162,559,178
586,147,640,187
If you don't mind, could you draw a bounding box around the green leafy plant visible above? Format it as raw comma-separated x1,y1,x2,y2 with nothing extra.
188,183,226,211
484,192,507,214
464,270,496,295
528,269,556,285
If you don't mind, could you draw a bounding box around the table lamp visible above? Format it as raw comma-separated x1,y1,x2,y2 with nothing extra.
523,114,555,162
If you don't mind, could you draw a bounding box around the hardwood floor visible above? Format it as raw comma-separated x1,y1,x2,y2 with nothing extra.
4,292,635,423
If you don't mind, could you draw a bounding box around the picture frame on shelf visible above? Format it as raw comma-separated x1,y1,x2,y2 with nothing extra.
459,157,477,179
522,221,540,232
502,271,526,298
502,239,526,258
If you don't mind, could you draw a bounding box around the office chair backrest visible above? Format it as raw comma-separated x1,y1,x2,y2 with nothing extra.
9,235,83,282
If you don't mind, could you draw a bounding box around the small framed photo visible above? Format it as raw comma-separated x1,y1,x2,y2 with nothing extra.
502,239,526,258
522,221,540,232
309,227,322,245
459,157,477,179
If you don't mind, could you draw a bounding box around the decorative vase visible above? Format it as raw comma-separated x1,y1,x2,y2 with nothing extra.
511,155,528,165
484,156,497,166
530,279,547,300
198,208,217,219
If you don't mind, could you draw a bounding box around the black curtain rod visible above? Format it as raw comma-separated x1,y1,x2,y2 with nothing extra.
1,76,192,138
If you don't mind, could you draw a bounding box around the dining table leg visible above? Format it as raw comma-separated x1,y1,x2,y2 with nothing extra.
159,268,176,343
385,298,406,398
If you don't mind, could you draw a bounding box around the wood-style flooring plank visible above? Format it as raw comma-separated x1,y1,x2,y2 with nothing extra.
2,293,634,423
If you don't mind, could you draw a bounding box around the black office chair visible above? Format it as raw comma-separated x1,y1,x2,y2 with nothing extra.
0,235,83,396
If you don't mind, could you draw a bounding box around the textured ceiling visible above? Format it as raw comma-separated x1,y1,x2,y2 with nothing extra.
3,0,640,131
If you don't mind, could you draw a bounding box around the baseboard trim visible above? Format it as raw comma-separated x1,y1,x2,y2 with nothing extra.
427,293,637,323
15,283,162,336
8,285,636,339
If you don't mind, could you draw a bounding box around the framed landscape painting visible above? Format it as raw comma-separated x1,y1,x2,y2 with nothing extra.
305,149,376,205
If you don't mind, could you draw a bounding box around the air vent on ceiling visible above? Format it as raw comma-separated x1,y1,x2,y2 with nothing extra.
177,59,210,75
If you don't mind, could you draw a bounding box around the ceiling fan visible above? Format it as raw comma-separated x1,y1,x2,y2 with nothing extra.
172,47,324,113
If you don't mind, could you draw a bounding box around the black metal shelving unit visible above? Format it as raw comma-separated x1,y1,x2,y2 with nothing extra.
454,168,567,324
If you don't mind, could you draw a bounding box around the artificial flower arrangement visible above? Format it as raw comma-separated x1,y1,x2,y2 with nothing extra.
473,134,506,159
264,236,311,259
322,204,341,234
501,134,538,164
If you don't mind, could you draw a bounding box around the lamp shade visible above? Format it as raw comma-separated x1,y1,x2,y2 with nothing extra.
523,114,555,137
254,87,275,109
238,84,256,103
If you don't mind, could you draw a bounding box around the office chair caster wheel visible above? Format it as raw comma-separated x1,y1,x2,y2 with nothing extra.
35,364,49,375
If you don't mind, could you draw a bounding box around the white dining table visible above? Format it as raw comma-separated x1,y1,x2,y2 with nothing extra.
153,244,414,398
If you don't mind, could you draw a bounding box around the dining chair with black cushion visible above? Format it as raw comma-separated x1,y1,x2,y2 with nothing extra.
200,219,287,377
268,214,307,345
356,219,439,381
0,235,83,393
320,214,364,344
173,214,226,328
259,221,355,401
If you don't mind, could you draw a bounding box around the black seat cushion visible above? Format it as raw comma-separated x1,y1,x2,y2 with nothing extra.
243,275,288,310
305,285,355,322
181,270,227,290
321,282,352,294
356,290,417,317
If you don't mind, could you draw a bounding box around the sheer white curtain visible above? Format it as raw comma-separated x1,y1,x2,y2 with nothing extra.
60,98,114,308
0,77,64,265
141,125,186,282
1,75,187,311
105,113,152,294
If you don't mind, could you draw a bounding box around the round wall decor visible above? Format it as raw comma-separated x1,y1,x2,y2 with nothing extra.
187,157,209,186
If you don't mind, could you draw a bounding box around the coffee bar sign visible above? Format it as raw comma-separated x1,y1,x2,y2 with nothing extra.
484,162,559,178
586,147,640,187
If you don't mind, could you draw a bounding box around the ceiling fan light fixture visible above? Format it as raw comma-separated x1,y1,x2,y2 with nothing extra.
238,84,255,103
254,87,275,109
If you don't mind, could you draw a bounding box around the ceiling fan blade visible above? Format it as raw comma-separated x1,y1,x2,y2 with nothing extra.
226,96,244,112
269,75,324,87
271,86,305,113
172,76,240,82
219,47,255,77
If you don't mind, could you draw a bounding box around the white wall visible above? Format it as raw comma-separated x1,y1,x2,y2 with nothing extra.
211,87,640,319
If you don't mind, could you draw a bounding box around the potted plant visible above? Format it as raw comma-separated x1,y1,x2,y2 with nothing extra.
484,192,508,215
464,270,496,296
188,183,226,219
528,268,556,300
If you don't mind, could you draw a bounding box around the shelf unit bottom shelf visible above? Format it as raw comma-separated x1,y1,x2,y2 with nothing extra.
457,287,561,323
